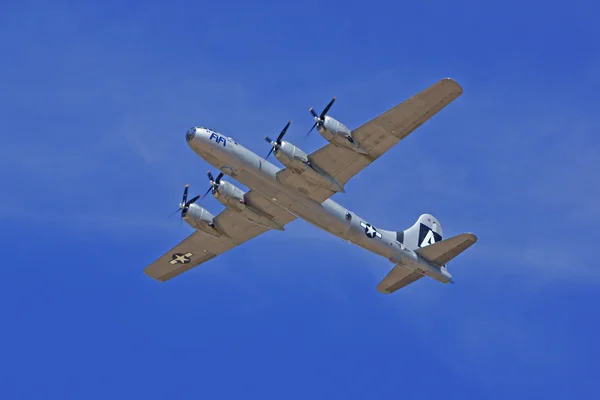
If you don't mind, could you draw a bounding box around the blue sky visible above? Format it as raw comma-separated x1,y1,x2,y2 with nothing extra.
1,0,599,398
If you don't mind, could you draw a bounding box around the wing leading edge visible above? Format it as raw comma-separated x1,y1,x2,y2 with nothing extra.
277,78,463,203
144,191,296,282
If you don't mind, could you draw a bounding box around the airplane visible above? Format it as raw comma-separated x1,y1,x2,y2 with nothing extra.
144,78,478,294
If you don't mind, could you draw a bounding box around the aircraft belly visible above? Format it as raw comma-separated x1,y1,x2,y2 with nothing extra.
347,223,398,259
229,159,401,259
224,158,345,235
195,140,405,262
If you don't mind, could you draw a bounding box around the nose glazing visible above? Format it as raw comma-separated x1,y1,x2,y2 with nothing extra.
185,127,196,142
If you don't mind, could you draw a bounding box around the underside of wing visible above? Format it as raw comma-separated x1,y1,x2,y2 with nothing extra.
376,264,424,294
278,78,463,203
144,191,296,282
144,229,237,282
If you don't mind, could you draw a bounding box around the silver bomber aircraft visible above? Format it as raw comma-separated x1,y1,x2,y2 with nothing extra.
144,78,478,294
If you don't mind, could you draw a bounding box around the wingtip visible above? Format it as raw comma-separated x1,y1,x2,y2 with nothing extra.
143,268,167,282
464,232,478,242
440,77,463,94
376,285,392,294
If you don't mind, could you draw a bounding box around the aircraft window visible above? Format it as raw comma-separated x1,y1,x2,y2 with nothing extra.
345,212,352,220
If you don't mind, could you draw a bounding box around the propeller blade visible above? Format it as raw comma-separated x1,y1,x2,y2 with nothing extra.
203,170,224,197
265,147,274,160
168,184,201,221
320,97,335,119
264,120,291,160
182,194,200,218
166,207,181,219
186,195,200,206
306,121,317,138
265,136,276,159
306,99,334,139
182,184,189,204
276,120,291,144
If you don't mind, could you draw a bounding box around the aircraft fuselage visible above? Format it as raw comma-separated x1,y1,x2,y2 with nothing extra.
185,126,451,284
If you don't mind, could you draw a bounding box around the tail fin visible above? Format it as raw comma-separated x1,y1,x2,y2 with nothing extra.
396,214,443,251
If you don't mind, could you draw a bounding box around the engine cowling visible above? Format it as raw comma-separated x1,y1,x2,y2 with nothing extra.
274,140,310,172
213,180,246,209
274,141,345,193
321,115,352,138
183,203,226,238
319,116,368,155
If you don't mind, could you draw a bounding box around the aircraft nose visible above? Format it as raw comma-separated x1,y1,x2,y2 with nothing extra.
185,127,197,142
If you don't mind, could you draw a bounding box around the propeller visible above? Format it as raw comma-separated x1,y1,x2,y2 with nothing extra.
264,120,292,160
166,184,201,222
306,97,335,138
203,170,224,197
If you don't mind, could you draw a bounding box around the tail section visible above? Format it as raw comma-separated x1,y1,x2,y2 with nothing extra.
416,233,478,267
377,214,477,293
396,213,443,251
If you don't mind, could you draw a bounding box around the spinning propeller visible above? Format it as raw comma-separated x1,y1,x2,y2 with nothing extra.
264,120,292,160
306,97,335,138
167,184,201,221
204,170,224,197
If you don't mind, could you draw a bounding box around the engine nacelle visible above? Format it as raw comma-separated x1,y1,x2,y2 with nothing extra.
319,116,368,155
213,180,285,231
183,203,228,238
275,141,345,193
213,180,246,208
274,140,310,171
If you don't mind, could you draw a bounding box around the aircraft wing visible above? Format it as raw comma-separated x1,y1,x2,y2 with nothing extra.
277,78,463,203
144,190,296,282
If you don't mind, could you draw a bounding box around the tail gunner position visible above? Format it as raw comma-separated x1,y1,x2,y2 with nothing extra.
144,78,477,294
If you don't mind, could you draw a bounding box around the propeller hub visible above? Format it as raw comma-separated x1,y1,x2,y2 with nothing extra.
205,170,224,198
167,184,201,221
265,121,291,160
306,97,335,138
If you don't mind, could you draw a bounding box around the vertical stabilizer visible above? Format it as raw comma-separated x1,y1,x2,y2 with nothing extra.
396,214,443,251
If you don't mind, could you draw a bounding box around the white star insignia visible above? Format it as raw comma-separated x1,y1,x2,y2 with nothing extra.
360,222,382,239
170,252,193,265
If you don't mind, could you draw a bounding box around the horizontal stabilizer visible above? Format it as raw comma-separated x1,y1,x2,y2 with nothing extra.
376,264,424,294
416,233,477,266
